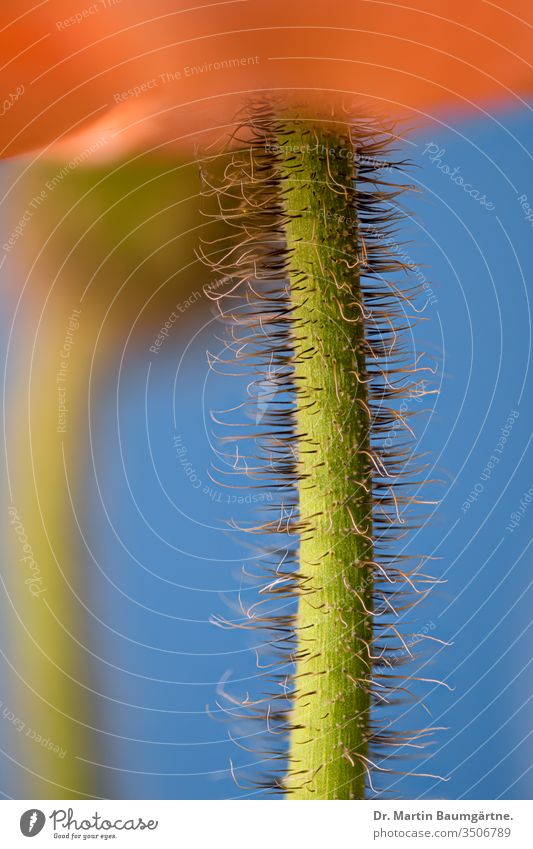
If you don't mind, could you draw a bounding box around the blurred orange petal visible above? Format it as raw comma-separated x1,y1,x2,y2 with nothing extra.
1,0,532,158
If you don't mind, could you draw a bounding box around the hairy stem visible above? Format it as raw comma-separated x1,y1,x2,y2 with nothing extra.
279,122,373,799
200,104,427,799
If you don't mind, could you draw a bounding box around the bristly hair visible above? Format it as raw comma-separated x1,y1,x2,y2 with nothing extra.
198,98,444,798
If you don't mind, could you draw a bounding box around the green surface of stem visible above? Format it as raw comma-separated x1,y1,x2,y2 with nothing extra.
280,123,374,799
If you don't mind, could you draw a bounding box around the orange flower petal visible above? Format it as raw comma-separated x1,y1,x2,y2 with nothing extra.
1,0,532,158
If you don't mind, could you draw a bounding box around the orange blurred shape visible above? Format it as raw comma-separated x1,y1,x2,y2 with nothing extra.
1,0,532,158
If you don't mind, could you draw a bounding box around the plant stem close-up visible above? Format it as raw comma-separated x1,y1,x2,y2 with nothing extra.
203,104,433,798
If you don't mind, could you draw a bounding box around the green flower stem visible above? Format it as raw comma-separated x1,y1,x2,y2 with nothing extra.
5,310,100,798
5,156,216,798
279,122,374,799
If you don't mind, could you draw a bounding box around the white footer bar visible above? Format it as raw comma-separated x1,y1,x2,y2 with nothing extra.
1,799,528,847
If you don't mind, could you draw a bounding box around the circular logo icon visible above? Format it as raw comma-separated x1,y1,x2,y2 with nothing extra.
20,810,46,837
